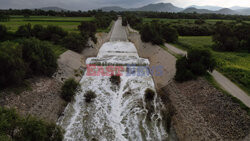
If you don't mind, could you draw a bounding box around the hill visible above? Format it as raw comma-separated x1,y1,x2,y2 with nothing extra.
38,7,67,12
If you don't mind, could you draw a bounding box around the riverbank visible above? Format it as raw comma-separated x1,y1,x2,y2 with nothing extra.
126,28,250,140
0,28,113,123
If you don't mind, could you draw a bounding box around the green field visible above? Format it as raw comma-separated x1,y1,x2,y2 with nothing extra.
0,16,95,32
143,18,250,24
171,36,250,95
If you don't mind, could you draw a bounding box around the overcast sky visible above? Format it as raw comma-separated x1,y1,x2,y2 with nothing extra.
1,0,250,10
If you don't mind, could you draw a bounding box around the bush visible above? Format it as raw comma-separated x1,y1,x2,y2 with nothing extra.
84,91,97,103
19,38,58,76
0,24,7,40
16,23,32,38
161,25,178,43
0,41,26,88
122,17,127,26
0,107,63,141
45,25,68,44
175,49,216,82
78,21,97,43
32,24,46,39
175,57,196,82
145,88,155,101
62,33,88,53
140,23,164,45
110,75,121,86
61,78,79,102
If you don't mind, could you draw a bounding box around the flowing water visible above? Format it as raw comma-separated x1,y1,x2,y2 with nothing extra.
58,19,169,141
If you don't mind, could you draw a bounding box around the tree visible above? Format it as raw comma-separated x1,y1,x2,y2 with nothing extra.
62,33,88,53
175,49,216,82
16,23,32,38
0,24,7,40
0,41,26,88
161,25,178,43
19,38,58,76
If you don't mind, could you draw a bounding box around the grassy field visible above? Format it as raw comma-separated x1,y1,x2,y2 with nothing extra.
143,18,250,24
0,16,95,32
171,36,250,96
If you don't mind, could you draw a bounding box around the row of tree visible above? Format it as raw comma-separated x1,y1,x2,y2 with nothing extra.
0,9,115,17
213,21,250,52
123,11,250,21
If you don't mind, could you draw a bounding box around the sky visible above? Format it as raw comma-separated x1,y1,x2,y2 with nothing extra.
1,0,250,10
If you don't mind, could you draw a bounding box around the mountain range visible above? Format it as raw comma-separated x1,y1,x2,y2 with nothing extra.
99,3,250,15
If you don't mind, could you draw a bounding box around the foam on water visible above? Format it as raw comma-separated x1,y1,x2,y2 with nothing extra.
58,36,168,141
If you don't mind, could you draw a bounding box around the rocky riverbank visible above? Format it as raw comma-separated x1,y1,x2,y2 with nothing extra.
0,28,114,123
126,28,250,140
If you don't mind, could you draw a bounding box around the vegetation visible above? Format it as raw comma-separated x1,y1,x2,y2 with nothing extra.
78,21,97,43
110,75,121,86
140,21,178,45
0,39,58,89
213,21,250,52
173,36,250,95
84,91,97,103
0,107,63,141
0,41,26,88
19,38,58,76
61,78,79,102
63,33,88,53
175,48,216,82
145,88,155,101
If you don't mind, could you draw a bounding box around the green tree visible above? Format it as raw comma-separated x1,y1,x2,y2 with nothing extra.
161,25,178,43
0,24,7,40
0,41,26,88
63,33,88,53
16,23,32,38
19,38,58,76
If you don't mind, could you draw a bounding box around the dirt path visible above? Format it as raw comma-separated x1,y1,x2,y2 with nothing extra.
164,43,250,108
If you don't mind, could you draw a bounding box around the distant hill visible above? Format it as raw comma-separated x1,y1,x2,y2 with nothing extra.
236,8,250,15
188,5,223,11
100,6,126,12
100,3,183,12
133,3,183,12
99,2,250,15
38,7,67,12
182,7,213,14
216,8,239,15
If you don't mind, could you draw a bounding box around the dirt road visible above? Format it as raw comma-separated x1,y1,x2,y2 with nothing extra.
164,43,250,108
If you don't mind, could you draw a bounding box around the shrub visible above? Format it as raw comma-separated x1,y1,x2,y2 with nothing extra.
195,19,205,25
0,24,7,40
161,25,178,43
62,33,88,53
145,88,155,101
16,23,32,38
175,49,216,82
0,41,26,88
0,107,63,141
78,21,97,43
122,17,127,26
32,24,46,39
110,75,121,86
19,38,58,76
84,91,97,103
140,23,164,45
61,78,79,102
45,25,68,44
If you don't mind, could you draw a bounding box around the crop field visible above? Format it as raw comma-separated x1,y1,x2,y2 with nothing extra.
172,36,250,95
0,16,95,32
143,18,250,24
